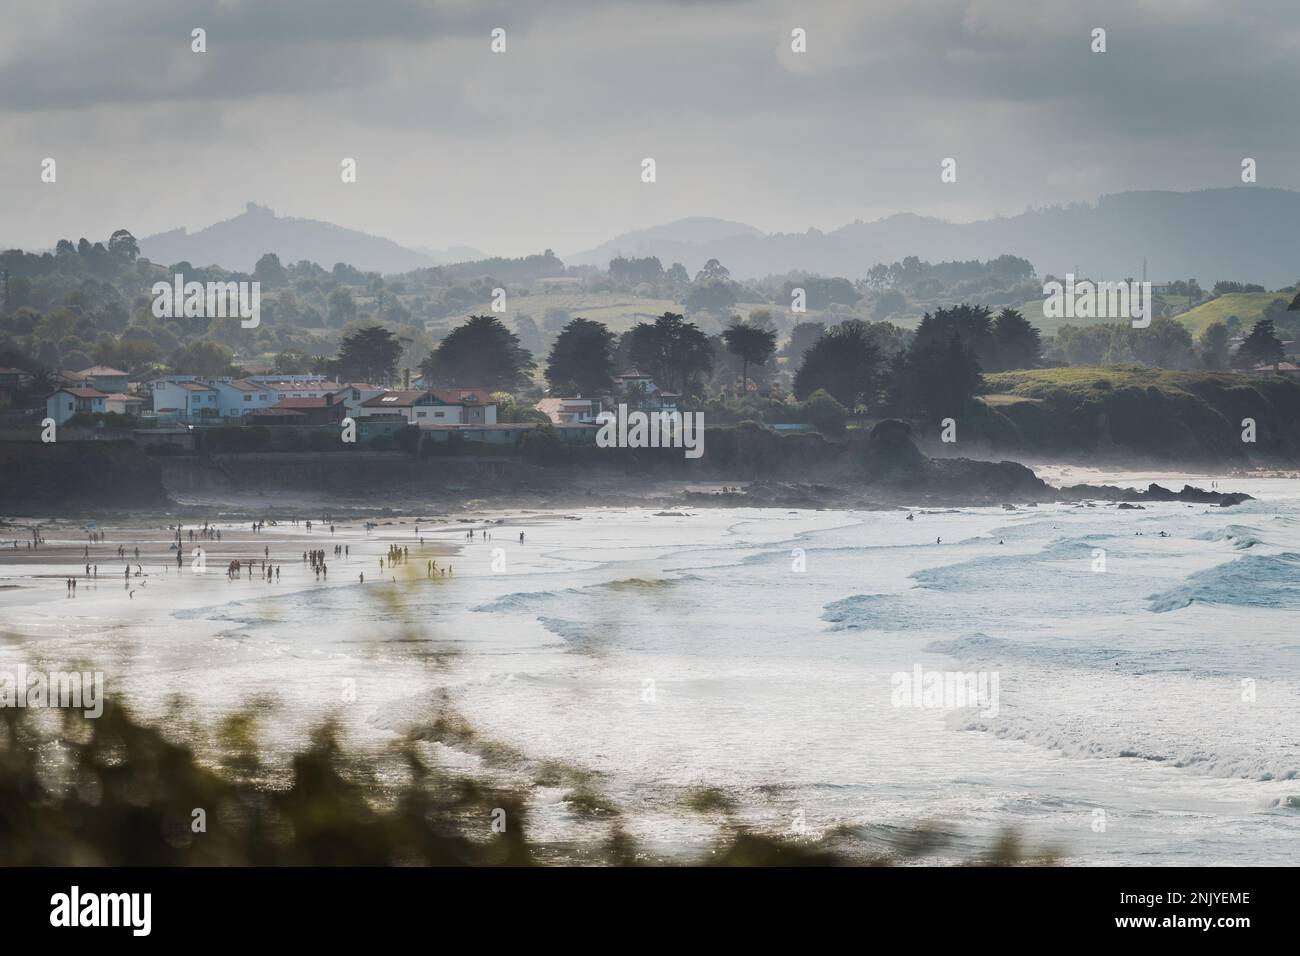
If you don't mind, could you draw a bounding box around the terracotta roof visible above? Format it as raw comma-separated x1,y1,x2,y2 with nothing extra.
274,396,336,409
427,387,490,406
362,390,426,408
56,387,108,398
219,379,272,392
247,407,304,417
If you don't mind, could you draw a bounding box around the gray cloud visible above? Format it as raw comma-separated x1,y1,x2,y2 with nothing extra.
2,0,1298,259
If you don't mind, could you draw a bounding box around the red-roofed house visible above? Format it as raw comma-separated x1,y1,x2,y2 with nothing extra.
360,387,497,428
72,366,130,393
270,394,347,426
46,387,108,425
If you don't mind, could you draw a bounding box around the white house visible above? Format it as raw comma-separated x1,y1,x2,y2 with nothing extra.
211,379,276,418
151,379,220,422
103,393,145,417
245,376,345,400
332,383,387,419
614,370,678,411
71,366,130,394
46,387,107,424
535,397,601,425
359,387,497,428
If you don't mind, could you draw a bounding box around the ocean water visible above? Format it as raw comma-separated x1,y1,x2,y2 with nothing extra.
3,472,1298,864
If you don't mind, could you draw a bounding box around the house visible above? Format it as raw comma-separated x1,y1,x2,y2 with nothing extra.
102,393,145,417
360,389,426,421
428,387,497,425
72,366,130,393
244,375,345,400
212,379,277,418
150,379,221,422
269,395,347,426
46,387,107,425
244,407,307,427
359,387,498,428
332,383,387,419
535,397,602,425
614,370,677,411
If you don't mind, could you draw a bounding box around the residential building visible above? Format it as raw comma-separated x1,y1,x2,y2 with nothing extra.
614,369,678,411
535,397,602,425
245,375,345,400
46,387,107,425
269,395,348,426
151,379,220,422
102,393,145,417
212,379,277,418
332,383,386,419
359,387,498,428
72,366,130,393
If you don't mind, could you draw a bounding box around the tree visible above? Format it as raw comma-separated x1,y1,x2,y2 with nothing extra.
799,389,848,436
624,312,713,396
545,318,616,395
792,320,882,409
990,307,1041,371
1198,322,1231,371
169,341,235,377
421,314,534,391
327,289,357,327
334,325,404,383
1233,318,1285,369
253,253,288,289
721,320,777,395
1130,316,1195,369
274,349,315,374
684,279,737,313
911,304,996,370
894,334,982,421
781,321,826,365
695,259,730,283
107,229,139,262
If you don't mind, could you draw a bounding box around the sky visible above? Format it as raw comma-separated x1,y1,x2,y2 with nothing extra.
3,0,1299,258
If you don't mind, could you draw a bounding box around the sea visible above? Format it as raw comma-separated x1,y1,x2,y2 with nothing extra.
2,467,1297,864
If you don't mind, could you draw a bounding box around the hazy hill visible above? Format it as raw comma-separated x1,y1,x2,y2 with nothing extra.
566,217,763,269
139,203,436,274
575,189,1300,287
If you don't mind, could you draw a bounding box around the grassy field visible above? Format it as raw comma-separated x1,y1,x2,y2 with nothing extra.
983,365,1247,396
1172,292,1290,336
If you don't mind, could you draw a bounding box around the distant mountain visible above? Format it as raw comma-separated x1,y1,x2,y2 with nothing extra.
413,245,488,265
574,189,1300,287
567,216,763,269
139,203,436,274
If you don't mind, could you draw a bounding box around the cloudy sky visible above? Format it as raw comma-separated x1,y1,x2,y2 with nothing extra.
3,0,1299,257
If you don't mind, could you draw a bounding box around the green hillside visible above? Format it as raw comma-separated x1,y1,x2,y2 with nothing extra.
1175,292,1290,336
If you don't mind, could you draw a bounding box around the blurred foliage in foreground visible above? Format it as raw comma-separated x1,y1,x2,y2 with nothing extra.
0,702,1060,866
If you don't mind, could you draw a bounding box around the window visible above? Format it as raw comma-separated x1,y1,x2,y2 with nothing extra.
434,411,445,418
259,394,267,401
416,411,426,418
243,395,252,402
